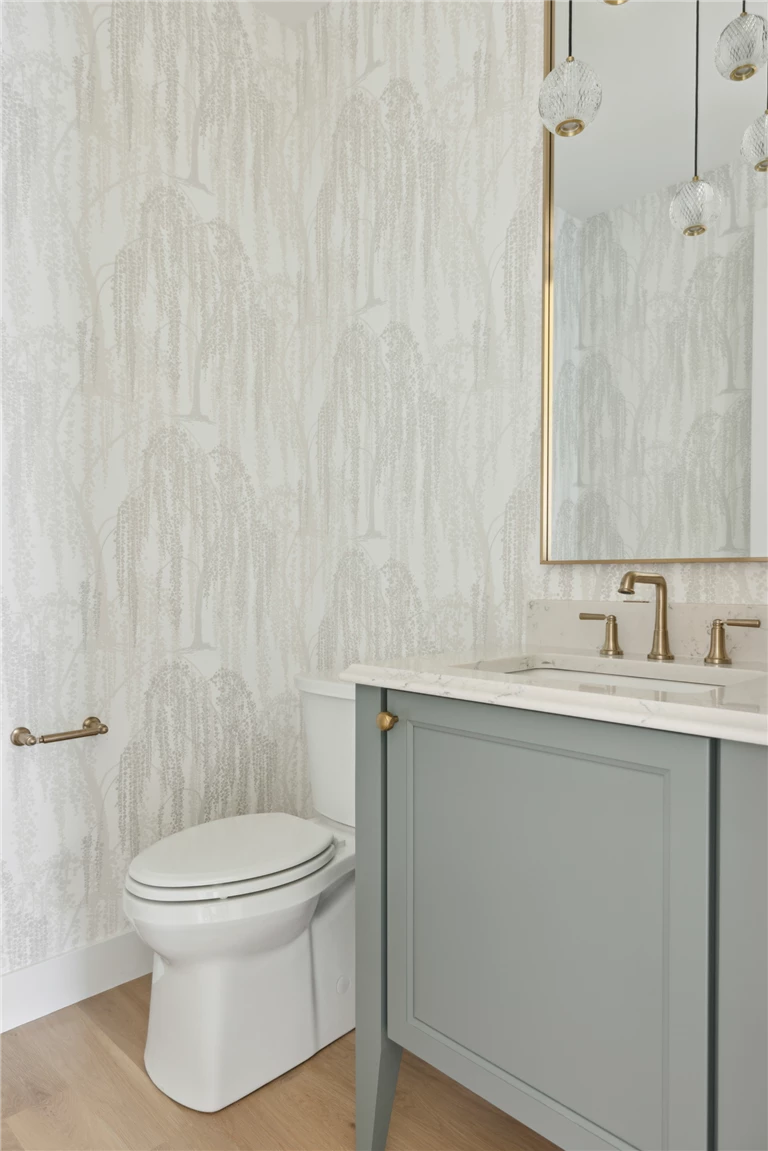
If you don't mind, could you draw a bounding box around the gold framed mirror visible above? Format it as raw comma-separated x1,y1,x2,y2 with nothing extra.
540,0,768,565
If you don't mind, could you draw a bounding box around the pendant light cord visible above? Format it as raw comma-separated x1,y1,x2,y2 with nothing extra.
568,0,573,57
694,0,700,177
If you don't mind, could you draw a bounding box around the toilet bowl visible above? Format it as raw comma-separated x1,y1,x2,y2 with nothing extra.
123,674,356,1113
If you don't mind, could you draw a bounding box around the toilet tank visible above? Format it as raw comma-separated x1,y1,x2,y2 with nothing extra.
295,674,355,828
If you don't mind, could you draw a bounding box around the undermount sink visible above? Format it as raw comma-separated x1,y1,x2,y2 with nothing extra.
505,668,717,694
454,653,766,696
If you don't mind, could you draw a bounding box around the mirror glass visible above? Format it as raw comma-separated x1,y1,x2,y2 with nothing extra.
547,0,767,562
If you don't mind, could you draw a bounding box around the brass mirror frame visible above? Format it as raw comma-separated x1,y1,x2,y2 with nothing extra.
539,0,766,566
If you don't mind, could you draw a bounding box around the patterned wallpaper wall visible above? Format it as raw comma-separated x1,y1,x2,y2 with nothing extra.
551,160,766,561
2,1,765,976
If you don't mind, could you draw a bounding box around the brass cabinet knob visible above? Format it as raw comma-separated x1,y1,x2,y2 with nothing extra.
376,711,399,732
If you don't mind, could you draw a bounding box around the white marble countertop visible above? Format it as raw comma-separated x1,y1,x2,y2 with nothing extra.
341,645,768,746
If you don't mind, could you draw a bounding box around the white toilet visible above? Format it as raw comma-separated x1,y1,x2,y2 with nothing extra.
123,674,356,1113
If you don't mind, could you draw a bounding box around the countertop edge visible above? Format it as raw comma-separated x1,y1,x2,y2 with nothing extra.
341,665,768,747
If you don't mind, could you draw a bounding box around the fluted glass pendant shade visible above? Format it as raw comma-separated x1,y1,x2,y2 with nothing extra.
715,11,768,80
669,177,721,236
671,1,721,236
742,110,768,170
539,57,602,137
539,1,602,137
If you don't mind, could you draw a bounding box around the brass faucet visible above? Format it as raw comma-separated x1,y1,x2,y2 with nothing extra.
617,572,674,661
704,618,761,666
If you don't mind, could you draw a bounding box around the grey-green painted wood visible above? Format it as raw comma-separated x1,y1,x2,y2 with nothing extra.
386,693,712,1151
717,740,768,1151
355,685,402,1151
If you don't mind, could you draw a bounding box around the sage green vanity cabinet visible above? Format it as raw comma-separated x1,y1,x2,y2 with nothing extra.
355,685,768,1151
387,692,711,1151
717,739,768,1151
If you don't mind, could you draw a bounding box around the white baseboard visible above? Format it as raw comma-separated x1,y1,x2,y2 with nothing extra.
1,929,153,1032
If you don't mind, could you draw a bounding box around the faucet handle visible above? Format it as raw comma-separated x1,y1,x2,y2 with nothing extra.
704,617,760,666
579,613,623,657
704,619,729,665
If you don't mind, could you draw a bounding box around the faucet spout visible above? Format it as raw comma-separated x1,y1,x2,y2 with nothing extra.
617,572,674,662
618,571,636,596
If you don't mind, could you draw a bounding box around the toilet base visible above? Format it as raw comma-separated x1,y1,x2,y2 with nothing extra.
142,872,355,1112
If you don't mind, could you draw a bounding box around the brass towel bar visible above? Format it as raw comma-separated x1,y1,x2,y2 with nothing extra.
10,716,108,747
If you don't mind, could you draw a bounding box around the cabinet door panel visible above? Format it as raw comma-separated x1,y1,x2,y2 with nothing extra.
718,740,768,1151
387,693,712,1151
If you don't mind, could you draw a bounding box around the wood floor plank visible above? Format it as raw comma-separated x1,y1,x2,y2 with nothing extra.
389,1052,560,1151
247,1041,357,1150
78,976,151,1070
5,1005,215,1150
123,974,152,1010
67,1008,242,1151
6,1088,131,1151
1,1119,24,1150
2,982,561,1151
1,1025,68,1119
12,1005,166,1146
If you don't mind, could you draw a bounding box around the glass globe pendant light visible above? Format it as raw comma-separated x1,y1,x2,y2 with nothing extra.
715,2,768,81
741,69,768,170
539,0,602,137
670,176,721,237
670,0,721,237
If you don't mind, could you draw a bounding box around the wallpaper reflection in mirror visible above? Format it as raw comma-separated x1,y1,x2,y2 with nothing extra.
549,0,767,562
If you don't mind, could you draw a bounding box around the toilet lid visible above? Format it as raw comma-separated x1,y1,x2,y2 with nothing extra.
128,812,334,889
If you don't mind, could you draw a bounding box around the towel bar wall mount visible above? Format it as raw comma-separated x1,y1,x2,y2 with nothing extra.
10,717,109,747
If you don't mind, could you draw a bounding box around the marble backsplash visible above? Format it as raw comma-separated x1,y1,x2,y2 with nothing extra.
527,599,768,664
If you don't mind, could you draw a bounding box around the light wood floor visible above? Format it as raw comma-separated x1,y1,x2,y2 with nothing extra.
2,976,560,1151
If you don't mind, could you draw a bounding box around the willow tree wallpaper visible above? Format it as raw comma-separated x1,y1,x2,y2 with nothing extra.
2,1,764,976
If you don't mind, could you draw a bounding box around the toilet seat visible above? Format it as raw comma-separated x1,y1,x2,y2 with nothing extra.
124,832,354,928
125,841,337,902
125,812,336,903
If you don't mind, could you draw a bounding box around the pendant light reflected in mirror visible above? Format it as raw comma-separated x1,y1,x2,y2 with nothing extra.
742,112,768,169
715,3,768,81
539,0,602,137
741,69,768,169
670,0,721,236
669,176,721,236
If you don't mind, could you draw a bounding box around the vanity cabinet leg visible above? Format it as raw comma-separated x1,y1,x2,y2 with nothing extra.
356,686,402,1151
356,1035,402,1151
